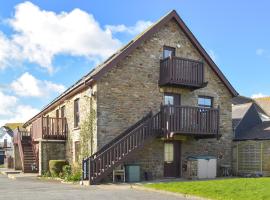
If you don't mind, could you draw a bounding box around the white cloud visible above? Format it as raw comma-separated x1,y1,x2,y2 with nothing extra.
105,20,153,35
0,92,18,116
208,49,218,62
0,32,21,69
11,72,66,97
256,48,265,56
0,1,122,73
251,93,268,98
0,91,39,126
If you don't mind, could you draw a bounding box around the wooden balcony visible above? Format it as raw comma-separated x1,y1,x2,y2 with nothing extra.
161,105,219,137
159,56,206,88
31,117,67,140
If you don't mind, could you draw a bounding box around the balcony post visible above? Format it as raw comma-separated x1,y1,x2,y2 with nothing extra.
217,105,220,140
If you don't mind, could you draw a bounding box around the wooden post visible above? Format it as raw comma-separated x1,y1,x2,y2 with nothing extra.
216,105,220,140
261,142,263,173
236,143,239,175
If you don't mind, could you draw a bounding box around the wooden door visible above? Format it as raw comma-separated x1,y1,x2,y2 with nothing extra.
164,141,181,177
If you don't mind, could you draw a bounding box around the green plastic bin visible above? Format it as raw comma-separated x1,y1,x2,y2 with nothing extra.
125,164,140,182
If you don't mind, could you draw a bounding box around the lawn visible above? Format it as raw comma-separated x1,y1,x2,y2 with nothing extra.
144,178,270,200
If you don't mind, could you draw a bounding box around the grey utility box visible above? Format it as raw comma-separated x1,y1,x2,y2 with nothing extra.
125,165,140,182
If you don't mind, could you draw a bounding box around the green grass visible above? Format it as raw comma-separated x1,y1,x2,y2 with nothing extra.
144,178,270,200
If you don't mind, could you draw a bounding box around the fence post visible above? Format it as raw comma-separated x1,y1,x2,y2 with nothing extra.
261,143,263,173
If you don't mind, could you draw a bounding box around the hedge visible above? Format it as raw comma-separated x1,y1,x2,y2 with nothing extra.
49,160,68,176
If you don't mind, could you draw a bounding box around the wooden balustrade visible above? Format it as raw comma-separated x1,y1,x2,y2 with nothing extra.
31,117,67,140
159,56,205,88
82,111,162,183
82,105,219,184
162,105,219,136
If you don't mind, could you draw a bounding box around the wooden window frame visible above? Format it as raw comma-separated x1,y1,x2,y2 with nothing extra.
56,109,59,119
74,98,80,128
163,46,176,59
198,95,213,108
60,106,65,118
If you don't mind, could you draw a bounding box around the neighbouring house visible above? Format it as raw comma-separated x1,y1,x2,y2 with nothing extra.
232,98,270,176
253,97,270,117
16,10,238,184
0,124,19,167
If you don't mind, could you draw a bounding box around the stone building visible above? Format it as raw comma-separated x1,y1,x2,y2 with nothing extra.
16,10,238,183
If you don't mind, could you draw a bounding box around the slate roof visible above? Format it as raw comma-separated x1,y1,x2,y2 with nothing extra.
0,126,14,138
232,103,252,129
232,96,253,105
235,121,270,140
254,97,270,116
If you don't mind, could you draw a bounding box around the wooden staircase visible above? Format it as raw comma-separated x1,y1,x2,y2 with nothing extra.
82,111,163,184
21,138,38,173
14,128,38,173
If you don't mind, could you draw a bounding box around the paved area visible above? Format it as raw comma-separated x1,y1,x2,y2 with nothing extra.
0,174,197,200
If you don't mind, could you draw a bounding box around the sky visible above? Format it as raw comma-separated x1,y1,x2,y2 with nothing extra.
0,0,269,126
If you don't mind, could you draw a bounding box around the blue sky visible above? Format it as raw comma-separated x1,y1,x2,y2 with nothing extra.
0,0,269,125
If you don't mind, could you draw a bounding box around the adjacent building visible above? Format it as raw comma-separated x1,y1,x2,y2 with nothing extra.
232,97,270,176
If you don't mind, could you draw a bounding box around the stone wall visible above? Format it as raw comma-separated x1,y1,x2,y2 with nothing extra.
39,141,66,174
38,85,97,164
96,18,233,179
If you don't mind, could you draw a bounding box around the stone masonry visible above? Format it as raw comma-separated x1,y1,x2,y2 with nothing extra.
26,17,233,180
96,18,233,179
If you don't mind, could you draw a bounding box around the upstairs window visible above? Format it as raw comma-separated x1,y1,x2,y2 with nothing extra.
163,46,175,59
74,99,80,128
198,96,213,108
56,109,59,119
61,106,65,118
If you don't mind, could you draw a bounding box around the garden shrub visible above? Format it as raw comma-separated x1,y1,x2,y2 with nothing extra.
62,164,82,182
49,160,68,177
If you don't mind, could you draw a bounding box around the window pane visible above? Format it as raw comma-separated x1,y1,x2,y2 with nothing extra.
164,50,173,58
164,143,174,162
164,95,174,105
163,47,175,58
198,97,212,108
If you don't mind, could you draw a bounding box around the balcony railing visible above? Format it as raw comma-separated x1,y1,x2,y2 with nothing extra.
159,56,205,88
161,105,219,136
31,117,67,140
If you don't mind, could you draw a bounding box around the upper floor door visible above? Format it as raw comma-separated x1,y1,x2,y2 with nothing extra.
164,93,181,106
163,46,176,59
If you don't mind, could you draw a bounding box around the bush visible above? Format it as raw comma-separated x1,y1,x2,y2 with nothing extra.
62,164,72,179
41,170,51,177
49,160,68,177
62,164,81,182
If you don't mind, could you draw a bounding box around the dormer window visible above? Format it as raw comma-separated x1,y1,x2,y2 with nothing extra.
163,46,175,59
